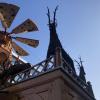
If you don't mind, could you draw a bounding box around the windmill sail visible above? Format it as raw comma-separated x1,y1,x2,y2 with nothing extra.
11,19,38,34
0,3,39,59
0,3,19,28
13,37,39,48
12,41,29,56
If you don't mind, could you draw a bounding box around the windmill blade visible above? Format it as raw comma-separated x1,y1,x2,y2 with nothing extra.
13,37,39,48
0,3,19,28
12,41,29,56
11,19,38,34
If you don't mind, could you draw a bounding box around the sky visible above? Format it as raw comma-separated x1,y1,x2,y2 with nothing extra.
0,0,100,99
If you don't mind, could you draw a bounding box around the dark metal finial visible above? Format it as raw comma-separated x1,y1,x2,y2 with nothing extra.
74,57,84,68
47,6,59,26
79,57,84,67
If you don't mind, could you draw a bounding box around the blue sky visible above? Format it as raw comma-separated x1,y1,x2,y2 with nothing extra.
0,0,100,99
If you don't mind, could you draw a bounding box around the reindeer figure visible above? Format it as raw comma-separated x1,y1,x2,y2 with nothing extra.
45,6,76,73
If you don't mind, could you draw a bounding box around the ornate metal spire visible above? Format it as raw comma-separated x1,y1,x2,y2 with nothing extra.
46,6,76,73
75,57,86,83
79,57,86,83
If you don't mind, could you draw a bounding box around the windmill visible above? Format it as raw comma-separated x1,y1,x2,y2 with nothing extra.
0,3,39,69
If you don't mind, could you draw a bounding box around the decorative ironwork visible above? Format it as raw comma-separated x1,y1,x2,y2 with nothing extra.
2,56,55,85
0,53,94,98
62,58,88,89
0,55,87,90
46,7,76,73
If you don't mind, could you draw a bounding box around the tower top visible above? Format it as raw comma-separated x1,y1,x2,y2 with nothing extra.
47,6,59,28
46,6,76,73
75,57,86,83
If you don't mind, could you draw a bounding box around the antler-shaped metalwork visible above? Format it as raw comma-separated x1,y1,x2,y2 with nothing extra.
74,57,84,68
47,5,59,26
53,5,59,26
